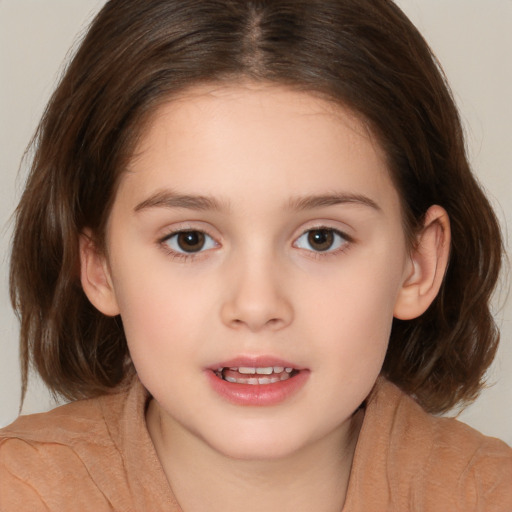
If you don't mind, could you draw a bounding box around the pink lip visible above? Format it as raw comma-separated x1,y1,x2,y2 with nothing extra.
208,356,305,371
205,355,309,406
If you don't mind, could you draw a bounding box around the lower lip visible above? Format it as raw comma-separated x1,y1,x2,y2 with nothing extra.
205,370,310,406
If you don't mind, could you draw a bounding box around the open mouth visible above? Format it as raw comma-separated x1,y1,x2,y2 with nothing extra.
207,362,309,405
214,366,299,385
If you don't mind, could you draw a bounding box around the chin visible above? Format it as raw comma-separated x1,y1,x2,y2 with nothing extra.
213,439,301,462
200,422,318,462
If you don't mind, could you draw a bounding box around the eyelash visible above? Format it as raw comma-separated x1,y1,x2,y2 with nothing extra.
159,229,218,262
158,226,352,262
293,226,352,258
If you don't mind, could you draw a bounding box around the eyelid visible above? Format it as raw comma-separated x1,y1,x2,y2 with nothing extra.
157,220,221,244
293,226,352,254
159,226,220,260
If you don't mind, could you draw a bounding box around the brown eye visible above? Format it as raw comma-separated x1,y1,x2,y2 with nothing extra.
294,228,348,253
176,231,206,252
163,230,217,256
307,229,334,251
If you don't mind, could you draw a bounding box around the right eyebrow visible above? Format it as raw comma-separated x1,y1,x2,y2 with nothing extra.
134,190,228,213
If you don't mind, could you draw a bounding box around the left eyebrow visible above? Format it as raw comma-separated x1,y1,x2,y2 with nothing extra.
288,193,381,212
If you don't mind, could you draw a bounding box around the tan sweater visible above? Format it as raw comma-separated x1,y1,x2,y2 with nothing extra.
1,377,511,511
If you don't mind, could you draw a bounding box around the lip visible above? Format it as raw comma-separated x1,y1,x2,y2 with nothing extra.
205,356,309,406
208,356,307,371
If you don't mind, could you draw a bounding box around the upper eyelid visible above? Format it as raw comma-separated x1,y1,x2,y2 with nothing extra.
155,218,354,241
158,227,217,253
294,227,350,242
158,223,220,241
295,225,352,241
161,228,212,240
293,227,352,258
160,229,219,258
157,224,352,241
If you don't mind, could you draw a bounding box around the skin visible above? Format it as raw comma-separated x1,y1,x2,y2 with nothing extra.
80,83,450,512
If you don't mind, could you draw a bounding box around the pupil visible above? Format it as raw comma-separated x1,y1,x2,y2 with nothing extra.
177,231,205,252
308,229,334,251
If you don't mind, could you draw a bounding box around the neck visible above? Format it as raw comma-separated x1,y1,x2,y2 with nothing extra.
147,400,363,512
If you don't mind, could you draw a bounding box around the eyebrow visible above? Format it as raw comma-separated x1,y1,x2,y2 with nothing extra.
134,190,380,214
134,190,227,213
288,193,381,212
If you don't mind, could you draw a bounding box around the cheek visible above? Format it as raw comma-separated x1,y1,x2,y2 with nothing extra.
299,253,404,361
111,261,220,362
311,291,393,363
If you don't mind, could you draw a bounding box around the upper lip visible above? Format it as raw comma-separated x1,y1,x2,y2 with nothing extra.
208,356,306,371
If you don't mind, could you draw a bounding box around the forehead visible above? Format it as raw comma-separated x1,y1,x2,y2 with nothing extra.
119,82,399,215
132,82,378,161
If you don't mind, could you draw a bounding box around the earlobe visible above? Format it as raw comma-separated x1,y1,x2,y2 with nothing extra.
394,205,450,320
79,230,120,317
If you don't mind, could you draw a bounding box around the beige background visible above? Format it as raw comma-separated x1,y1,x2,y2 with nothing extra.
1,0,511,445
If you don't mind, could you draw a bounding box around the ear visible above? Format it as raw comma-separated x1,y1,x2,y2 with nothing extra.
79,230,120,317
394,205,450,320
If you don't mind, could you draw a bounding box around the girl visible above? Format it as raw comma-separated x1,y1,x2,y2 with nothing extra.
1,0,511,510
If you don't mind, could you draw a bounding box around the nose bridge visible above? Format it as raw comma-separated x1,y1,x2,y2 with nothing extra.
220,244,293,332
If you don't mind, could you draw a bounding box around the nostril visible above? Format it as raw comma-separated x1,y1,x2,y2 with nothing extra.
228,316,285,331
220,288,294,332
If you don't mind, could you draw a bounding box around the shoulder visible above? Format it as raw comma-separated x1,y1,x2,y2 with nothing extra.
0,388,131,511
351,378,512,511
0,387,125,452
398,387,512,509
1,393,105,442
0,379,173,511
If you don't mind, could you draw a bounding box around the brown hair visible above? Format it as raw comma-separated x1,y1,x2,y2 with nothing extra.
10,0,503,413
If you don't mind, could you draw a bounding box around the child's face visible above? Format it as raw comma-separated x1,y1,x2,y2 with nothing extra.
98,83,414,459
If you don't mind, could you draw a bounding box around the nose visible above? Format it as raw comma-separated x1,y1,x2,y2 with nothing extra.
220,253,294,332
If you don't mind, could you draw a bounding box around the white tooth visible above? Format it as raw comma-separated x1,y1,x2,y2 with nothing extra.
258,377,271,384
239,367,256,374
285,367,293,373
280,372,291,381
217,368,224,372
225,376,237,383
256,367,273,375
248,378,259,385
273,366,284,373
